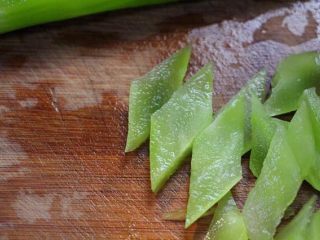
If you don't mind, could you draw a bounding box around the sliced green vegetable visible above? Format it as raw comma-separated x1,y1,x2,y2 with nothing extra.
301,88,320,189
186,70,267,228
286,98,319,190
186,95,245,228
243,126,302,240
205,192,248,240
250,96,287,177
0,0,178,34
265,52,320,116
251,89,320,190
126,46,191,152
242,70,268,153
150,63,213,193
302,88,320,149
275,195,316,240
308,210,320,240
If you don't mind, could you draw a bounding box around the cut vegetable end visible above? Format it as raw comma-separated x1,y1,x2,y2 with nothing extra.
124,142,137,153
151,179,164,193
163,206,215,221
185,177,241,228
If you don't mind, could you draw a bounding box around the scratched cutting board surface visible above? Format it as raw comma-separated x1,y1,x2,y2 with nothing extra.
0,0,320,239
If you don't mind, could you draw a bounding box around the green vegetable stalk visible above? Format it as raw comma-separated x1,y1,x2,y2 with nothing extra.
243,126,303,240
186,70,267,228
275,196,316,240
302,88,320,150
150,63,213,193
126,46,191,152
250,88,320,190
264,52,320,116
205,192,248,240
245,88,320,240
286,91,320,190
0,0,178,34
186,94,245,228
250,96,287,177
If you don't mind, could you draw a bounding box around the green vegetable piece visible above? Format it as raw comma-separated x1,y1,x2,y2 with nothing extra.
251,89,320,190
286,98,320,190
186,71,267,228
301,89,320,190
243,126,303,240
205,192,248,240
186,94,245,228
242,71,268,154
126,47,191,152
275,195,316,240
302,88,320,149
308,210,320,240
150,63,213,193
265,52,320,116
0,0,178,34
300,88,320,144
250,96,287,177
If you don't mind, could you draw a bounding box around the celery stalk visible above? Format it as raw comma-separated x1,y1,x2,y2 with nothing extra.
186,70,267,228
0,0,178,34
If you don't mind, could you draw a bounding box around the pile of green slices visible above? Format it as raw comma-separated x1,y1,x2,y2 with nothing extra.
125,46,320,240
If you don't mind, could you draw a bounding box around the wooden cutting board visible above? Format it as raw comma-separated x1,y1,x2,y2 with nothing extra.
0,0,319,239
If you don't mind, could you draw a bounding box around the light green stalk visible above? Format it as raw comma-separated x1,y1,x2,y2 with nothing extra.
150,63,213,193
0,0,178,34
126,46,190,152
186,70,267,228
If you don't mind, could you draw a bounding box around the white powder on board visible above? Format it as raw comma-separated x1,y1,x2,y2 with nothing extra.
13,191,55,224
188,0,320,103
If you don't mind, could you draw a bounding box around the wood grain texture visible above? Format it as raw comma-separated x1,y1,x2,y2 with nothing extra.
0,0,319,239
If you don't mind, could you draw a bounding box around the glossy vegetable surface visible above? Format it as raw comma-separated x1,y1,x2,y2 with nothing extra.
150,63,213,193
302,89,320,190
186,70,267,228
251,88,320,189
265,52,320,116
126,47,191,152
250,96,287,177
205,192,248,240
0,0,178,34
286,94,320,190
243,126,302,240
275,196,316,240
